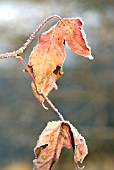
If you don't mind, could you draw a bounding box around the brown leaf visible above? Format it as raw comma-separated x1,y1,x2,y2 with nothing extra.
33,121,88,170
68,122,88,164
29,17,93,105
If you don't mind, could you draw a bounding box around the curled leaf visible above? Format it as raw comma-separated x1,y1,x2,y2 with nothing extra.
31,66,62,104
33,121,88,170
60,18,93,59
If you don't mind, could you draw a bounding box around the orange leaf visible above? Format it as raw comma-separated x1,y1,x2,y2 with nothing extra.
61,18,93,59
33,121,88,170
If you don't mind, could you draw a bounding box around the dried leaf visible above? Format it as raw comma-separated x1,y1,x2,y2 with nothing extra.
60,18,93,59
68,122,88,164
31,66,62,104
33,121,88,170
29,17,93,105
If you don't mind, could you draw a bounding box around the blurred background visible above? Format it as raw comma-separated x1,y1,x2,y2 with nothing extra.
0,0,114,169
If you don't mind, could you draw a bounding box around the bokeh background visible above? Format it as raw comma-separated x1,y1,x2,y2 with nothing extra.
0,0,114,169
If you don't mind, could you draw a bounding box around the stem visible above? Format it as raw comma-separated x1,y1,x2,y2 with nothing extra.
0,51,18,59
19,56,64,121
22,15,62,52
42,94,64,121
0,15,62,59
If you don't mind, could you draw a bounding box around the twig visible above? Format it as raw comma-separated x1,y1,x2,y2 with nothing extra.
21,15,62,52
0,15,62,59
19,56,64,121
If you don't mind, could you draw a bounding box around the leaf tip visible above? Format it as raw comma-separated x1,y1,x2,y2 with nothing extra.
88,54,94,60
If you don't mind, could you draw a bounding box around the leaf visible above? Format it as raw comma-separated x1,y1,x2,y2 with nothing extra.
31,66,62,104
60,18,93,59
33,121,88,170
29,23,65,104
28,17,93,105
